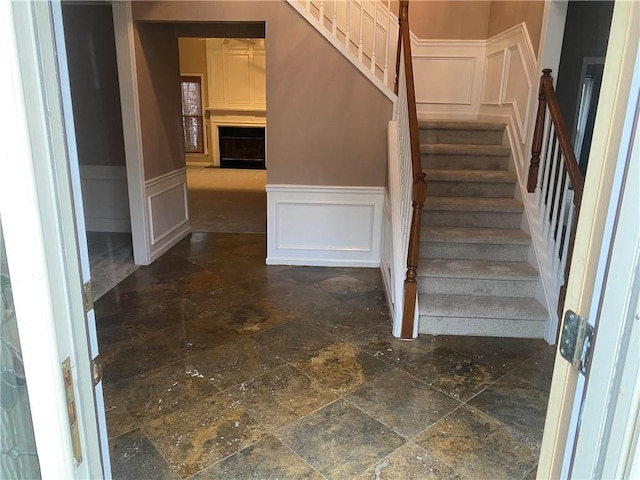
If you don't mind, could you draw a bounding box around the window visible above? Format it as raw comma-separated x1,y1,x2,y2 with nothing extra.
180,76,205,154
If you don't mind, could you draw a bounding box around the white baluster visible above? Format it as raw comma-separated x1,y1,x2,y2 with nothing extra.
306,0,310,12
319,0,325,27
552,172,570,275
538,127,556,223
345,0,351,49
542,139,560,239
332,0,337,35
371,0,378,74
358,0,364,62
383,0,391,85
535,113,552,205
547,160,565,257
559,190,575,283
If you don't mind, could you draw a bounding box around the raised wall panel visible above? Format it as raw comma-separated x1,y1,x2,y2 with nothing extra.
252,51,266,106
145,168,190,261
266,185,384,267
504,44,532,139
225,52,252,106
482,50,506,105
414,57,475,105
207,51,225,106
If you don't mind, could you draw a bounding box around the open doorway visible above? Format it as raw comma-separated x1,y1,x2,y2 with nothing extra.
61,2,138,300
177,30,267,235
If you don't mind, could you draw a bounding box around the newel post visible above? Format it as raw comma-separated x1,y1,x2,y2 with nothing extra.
400,173,427,339
527,69,553,193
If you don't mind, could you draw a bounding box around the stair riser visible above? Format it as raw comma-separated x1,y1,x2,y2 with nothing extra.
418,316,545,338
427,181,516,198
419,129,504,145
423,211,523,229
418,277,537,298
420,242,530,262
421,154,509,171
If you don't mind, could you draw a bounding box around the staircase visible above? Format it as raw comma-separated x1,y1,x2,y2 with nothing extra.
417,120,548,338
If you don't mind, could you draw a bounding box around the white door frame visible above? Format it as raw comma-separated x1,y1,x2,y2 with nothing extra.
112,1,151,265
0,1,105,477
538,1,640,476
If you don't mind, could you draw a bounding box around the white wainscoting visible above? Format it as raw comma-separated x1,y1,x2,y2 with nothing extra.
145,168,191,261
266,185,384,267
80,165,131,232
479,22,538,181
411,39,486,120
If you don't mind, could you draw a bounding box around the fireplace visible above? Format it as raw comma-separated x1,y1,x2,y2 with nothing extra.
218,126,266,169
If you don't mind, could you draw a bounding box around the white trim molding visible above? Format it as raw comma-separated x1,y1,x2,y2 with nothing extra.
266,185,384,267
80,165,131,232
411,38,486,120
145,168,191,261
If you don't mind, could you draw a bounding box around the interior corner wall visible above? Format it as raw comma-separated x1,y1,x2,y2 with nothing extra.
487,1,545,57
405,1,492,40
134,22,185,180
131,0,392,187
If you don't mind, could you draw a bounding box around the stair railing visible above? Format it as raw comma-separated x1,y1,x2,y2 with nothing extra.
393,0,425,339
527,69,584,325
288,0,397,90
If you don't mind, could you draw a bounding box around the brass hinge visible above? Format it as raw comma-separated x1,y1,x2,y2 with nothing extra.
91,355,103,386
559,310,594,375
83,281,93,313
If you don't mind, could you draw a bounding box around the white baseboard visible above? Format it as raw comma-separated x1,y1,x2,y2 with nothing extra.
145,168,191,261
80,165,131,232
266,185,384,267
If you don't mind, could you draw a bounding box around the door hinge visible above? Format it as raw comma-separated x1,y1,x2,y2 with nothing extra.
91,355,103,386
83,281,93,314
559,310,594,375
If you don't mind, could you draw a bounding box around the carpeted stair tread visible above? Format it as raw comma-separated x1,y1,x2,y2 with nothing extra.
424,169,517,183
418,120,507,131
421,226,531,245
424,197,523,212
419,294,548,320
420,144,511,156
418,259,539,280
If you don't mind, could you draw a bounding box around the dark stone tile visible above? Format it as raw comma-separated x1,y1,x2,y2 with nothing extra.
279,266,344,285
252,321,338,362
106,360,221,424
190,282,259,317
96,311,150,348
278,399,406,480
346,288,390,317
314,274,376,301
215,302,295,336
524,465,538,479
227,364,338,430
190,435,323,480
437,336,545,372
335,267,385,289
401,347,502,401
346,370,461,439
171,270,228,295
511,346,557,391
467,374,550,442
305,302,386,339
262,283,342,316
144,393,268,479
347,325,439,366
103,387,138,439
354,442,467,480
101,332,182,385
292,342,393,395
110,429,178,480
187,337,285,391
140,252,206,281
159,314,244,356
414,406,539,480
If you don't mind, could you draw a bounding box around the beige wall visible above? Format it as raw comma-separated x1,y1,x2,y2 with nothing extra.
135,23,185,179
487,1,545,55
62,3,126,166
405,1,492,40
132,1,393,187
178,38,213,165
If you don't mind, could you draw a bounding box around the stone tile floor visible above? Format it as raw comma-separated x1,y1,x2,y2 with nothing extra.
97,232,554,480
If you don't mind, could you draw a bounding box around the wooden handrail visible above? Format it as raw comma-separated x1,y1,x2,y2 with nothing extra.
527,69,585,328
396,0,426,339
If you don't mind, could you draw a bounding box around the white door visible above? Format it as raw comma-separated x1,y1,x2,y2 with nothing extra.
538,1,640,476
0,1,109,477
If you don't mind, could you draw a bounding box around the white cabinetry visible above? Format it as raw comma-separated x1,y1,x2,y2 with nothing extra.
206,38,266,113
